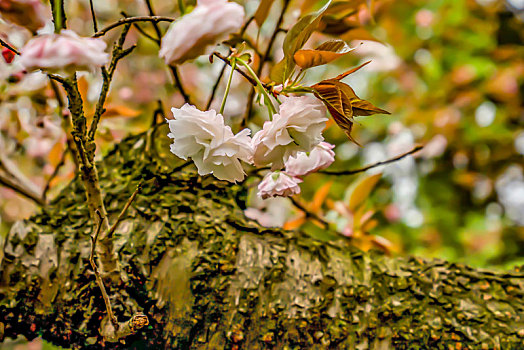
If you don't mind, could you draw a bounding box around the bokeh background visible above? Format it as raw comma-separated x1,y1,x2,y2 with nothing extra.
0,0,523,347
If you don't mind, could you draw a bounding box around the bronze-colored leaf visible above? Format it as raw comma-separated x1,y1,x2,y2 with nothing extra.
293,39,355,69
311,62,389,143
254,0,275,27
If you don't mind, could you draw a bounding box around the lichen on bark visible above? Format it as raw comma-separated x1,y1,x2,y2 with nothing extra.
0,129,523,349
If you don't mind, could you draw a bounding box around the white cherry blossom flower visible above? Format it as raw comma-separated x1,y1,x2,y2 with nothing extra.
167,104,252,182
285,142,335,177
257,171,302,199
19,30,109,75
159,0,244,65
252,95,328,170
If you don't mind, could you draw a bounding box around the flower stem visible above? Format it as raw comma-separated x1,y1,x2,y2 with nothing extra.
219,59,236,115
236,58,276,120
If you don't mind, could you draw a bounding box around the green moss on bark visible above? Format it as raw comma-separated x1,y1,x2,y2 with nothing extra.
1,129,523,349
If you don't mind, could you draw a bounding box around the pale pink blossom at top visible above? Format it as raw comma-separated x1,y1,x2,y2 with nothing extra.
159,0,244,65
0,0,49,32
284,142,335,177
252,95,328,170
167,104,253,183
257,171,302,199
19,30,109,75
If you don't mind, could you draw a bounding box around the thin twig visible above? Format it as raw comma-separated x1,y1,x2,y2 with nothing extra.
42,148,68,201
0,172,45,206
212,52,270,90
168,65,190,103
88,24,136,143
106,182,143,239
205,16,255,109
90,210,119,330
0,38,20,55
321,146,424,175
243,0,290,127
144,0,162,39
139,0,191,104
88,0,98,33
93,16,175,37
289,196,329,228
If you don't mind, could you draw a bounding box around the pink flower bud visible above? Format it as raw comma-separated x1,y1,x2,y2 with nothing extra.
284,142,335,177
159,0,244,65
0,0,49,32
257,171,302,199
19,30,109,75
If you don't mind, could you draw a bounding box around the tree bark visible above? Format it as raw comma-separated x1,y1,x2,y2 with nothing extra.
0,130,523,349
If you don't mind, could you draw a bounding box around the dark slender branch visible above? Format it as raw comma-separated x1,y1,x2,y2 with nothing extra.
88,24,136,143
260,0,290,71
42,148,68,201
106,182,142,239
243,0,290,127
0,172,45,206
0,38,20,55
93,16,175,37
168,65,190,103
212,52,270,90
144,0,163,40
90,211,119,329
88,0,98,33
289,196,329,228
206,62,228,110
205,16,255,109
139,0,190,104
321,146,424,175
169,161,192,175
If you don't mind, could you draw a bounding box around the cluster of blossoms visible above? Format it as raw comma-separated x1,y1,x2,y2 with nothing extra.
167,95,336,199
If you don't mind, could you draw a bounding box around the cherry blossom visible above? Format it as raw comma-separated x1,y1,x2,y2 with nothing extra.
19,30,109,75
159,0,244,65
252,95,328,170
257,171,302,199
285,142,335,177
167,104,252,182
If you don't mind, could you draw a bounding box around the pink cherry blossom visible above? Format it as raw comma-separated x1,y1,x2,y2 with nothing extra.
19,30,109,75
285,142,335,177
257,171,302,199
0,0,49,32
252,95,328,170
159,0,244,65
167,104,253,182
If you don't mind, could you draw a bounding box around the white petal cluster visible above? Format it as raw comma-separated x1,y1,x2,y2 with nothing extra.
167,104,252,182
159,0,244,65
257,172,302,199
284,142,335,177
0,0,50,32
252,95,328,170
19,30,109,75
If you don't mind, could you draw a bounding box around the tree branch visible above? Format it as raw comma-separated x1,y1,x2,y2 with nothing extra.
0,172,45,206
321,146,424,175
92,16,175,38
0,38,20,55
289,196,329,228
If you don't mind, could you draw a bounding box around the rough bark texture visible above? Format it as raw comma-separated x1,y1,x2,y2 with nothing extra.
0,130,523,349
